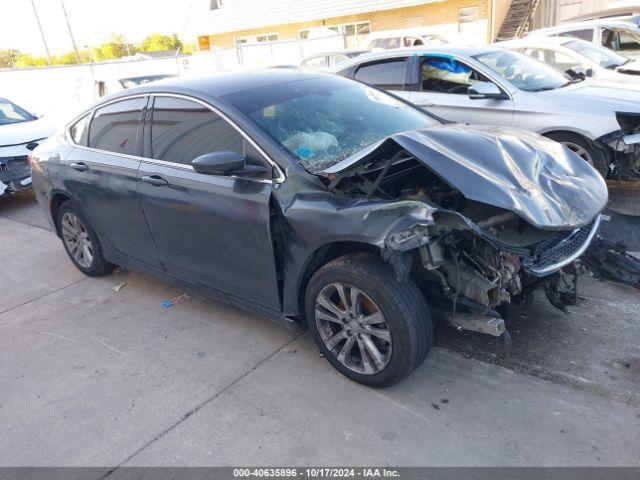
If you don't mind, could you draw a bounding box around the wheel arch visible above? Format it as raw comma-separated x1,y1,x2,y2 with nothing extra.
294,241,381,325
49,191,73,237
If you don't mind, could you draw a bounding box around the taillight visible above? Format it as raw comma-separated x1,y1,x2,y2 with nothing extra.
27,153,34,167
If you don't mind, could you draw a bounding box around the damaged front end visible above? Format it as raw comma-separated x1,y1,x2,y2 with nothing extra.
317,125,608,348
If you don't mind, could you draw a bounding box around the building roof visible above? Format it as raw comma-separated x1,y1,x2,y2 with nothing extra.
185,0,441,38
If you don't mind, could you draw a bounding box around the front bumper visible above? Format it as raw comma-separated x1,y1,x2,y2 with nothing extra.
0,155,31,195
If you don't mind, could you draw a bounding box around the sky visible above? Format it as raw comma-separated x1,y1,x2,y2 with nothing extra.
0,0,195,56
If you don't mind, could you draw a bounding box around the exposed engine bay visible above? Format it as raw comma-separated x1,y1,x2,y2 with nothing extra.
318,131,605,337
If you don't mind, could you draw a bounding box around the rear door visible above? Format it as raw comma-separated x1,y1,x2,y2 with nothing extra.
408,55,515,126
62,97,161,267
137,95,281,311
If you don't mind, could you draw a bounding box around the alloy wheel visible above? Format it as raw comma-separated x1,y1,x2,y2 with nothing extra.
315,282,392,375
60,212,94,269
562,141,594,166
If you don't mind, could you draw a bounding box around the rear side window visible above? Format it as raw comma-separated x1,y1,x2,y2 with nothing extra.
354,58,408,90
302,56,327,71
88,98,145,155
556,28,593,41
70,113,91,146
150,97,244,165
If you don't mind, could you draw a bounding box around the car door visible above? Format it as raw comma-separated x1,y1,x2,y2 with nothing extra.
137,95,281,311
408,55,515,126
62,96,161,267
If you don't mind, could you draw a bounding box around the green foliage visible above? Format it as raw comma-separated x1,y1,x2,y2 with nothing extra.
0,48,20,68
139,33,182,52
1,31,184,69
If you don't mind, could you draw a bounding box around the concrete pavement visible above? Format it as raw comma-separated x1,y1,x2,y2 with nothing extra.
0,196,638,467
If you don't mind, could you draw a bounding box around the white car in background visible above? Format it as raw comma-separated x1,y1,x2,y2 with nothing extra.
526,20,640,59
366,33,448,50
330,46,640,178
0,97,54,196
499,36,640,82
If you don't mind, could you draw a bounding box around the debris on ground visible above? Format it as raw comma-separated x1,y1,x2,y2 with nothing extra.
112,282,127,292
582,238,640,289
162,293,191,308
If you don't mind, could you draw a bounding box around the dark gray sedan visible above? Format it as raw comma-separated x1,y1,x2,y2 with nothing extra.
32,70,606,386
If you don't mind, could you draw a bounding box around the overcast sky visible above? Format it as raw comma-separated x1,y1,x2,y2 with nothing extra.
1,0,195,55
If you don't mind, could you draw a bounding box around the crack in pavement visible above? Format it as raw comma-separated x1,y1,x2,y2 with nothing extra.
0,277,88,320
99,333,303,478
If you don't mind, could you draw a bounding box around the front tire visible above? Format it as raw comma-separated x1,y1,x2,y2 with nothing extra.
57,202,114,277
305,253,432,387
546,132,608,178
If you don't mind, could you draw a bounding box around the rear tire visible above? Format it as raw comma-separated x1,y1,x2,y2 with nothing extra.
546,132,608,178
305,253,432,387
57,201,114,277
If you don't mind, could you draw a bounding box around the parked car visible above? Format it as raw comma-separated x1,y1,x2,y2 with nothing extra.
300,50,369,71
499,36,640,81
367,33,448,50
526,20,640,59
32,71,607,386
95,74,177,97
0,97,54,196
331,46,640,178
562,7,640,26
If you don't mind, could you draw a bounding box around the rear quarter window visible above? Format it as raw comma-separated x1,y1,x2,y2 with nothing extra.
354,58,408,90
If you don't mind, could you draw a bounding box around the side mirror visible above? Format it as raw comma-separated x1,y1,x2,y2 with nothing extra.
565,66,593,79
468,82,504,100
192,151,245,175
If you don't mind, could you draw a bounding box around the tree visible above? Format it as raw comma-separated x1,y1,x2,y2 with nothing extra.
0,48,20,68
139,33,182,52
15,54,48,67
93,33,132,60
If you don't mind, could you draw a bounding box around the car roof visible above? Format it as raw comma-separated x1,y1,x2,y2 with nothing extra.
327,45,500,70
303,50,368,59
527,18,639,34
100,69,328,104
497,36,576,48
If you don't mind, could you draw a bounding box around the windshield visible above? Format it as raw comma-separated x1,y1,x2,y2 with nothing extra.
566,39,628,68
474,50,570,91
0,98,36,125
223,76,438,172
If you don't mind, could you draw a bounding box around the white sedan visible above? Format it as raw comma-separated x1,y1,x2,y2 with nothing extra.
0,98,54,196
498,36,640,83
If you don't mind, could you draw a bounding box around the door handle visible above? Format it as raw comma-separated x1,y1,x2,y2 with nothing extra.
70,162,89,172
141,175,168,187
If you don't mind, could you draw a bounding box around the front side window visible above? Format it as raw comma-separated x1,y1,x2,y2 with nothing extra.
354,58,408,90
421,56,490,94
0,98,36,125
565,39,628,68
150,97,244,166
602,28,640,51
223,76,438,172
70,113,91,146
474,50,569,92
88,98,145,155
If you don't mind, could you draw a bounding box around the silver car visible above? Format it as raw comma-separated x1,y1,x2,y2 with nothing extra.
526,20,640,59
499,36,640,82
330,46,640,178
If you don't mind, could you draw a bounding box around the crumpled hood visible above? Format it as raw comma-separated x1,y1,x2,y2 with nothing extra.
0,118,55,148
320,124,608,230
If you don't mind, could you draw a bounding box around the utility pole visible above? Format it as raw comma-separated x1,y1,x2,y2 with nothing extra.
60,0,81,63
59,0,95,79
30,0,52,65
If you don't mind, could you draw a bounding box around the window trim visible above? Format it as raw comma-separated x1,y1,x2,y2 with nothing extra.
66,93,286,183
